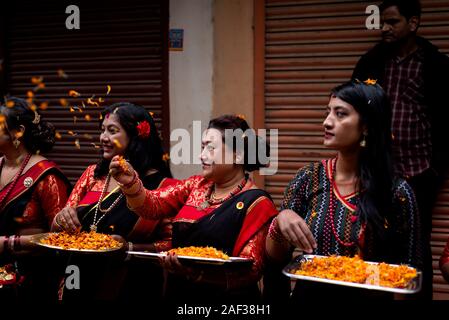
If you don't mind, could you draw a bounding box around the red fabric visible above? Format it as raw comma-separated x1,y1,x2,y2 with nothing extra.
1,160,60,206
23,174,69,227
233,196,278,256
130,175,279,285
77,191,102,206
2,160,69,228
129,178,178,244
66,165,98,208
440,238,449,269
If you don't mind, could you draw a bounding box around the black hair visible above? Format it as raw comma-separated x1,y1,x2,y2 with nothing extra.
331,81,395,244
207,114,270,172
94,102,172,179
380,0,421,20
0,96,55,153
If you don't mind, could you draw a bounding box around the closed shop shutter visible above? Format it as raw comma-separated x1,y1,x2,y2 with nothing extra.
255,0,449,299
3,0,169,185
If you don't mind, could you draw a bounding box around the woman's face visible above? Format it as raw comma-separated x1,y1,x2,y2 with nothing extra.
100,113,130,160
199,128,237,182
323,96,365,151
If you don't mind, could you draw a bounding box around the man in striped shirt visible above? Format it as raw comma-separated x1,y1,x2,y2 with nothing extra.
353,0,449,299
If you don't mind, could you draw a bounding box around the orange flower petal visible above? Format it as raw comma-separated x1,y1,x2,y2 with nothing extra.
39,102,49,110
60,99,68,107
69,90,81,97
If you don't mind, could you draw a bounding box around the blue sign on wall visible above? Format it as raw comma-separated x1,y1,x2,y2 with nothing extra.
169,29,184,51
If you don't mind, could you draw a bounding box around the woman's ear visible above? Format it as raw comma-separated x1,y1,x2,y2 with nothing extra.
13,125,26,140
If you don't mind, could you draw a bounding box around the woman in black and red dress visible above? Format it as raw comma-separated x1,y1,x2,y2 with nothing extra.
0,97,70,301
110,114,278,303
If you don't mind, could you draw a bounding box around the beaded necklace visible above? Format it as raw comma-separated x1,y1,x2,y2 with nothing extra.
327,158,365,248
90,174,124,232
197,174,248,210
0,153,32,211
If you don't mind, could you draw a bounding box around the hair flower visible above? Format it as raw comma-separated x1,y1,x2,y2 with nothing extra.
363,78,377,85
136,121,151,138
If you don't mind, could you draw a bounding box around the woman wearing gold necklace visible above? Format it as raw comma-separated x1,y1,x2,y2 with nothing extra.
264,81,424,304
53,102,175,301
0,97,70,301
110,114,278,303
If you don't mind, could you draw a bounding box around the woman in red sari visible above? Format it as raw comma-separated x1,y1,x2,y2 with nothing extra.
109,114,278,303
54,102,176,301
0,97,70,301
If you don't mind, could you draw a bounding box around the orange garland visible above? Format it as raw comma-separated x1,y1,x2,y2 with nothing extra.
168,246,230,260
294,255,417,288
40,231,121,251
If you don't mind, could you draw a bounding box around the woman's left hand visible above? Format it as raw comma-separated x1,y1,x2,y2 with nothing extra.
159,252,195,278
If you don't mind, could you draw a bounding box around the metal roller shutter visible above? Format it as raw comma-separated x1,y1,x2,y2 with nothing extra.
256,0,449,299
2,0,169,185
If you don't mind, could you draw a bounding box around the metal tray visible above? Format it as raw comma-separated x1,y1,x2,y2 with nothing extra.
30,233,124,253
127,251,253,266
283,254,422,294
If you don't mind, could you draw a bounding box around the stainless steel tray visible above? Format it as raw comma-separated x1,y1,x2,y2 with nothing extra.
283,254,422,294
127,251,253,266
30,233,124,253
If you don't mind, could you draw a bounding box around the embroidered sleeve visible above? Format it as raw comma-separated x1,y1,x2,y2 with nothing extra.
392,179,423,269
226,226,268,290
440,238,449,270
66,165,96,207
280,163,314,216
125,176,202,220
21,174,69,229
36,174,69,227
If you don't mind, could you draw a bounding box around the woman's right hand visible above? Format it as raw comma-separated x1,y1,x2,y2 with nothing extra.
109,155,136,186
277,209,317,253
53,207,81,233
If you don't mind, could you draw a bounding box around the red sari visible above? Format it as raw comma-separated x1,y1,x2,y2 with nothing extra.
0,159,70,302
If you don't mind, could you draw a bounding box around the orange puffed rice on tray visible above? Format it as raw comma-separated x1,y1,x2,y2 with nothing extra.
168,246,230,260
40,231,121,251
294,255,417,288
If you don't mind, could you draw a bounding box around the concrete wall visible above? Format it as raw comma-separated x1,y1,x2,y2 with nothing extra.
168,0,254,179
212,0,254,125
169,0,214,179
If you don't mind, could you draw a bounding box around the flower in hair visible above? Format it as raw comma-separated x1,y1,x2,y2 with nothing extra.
236,114,246,120
364,78,377,85
136,121,151,138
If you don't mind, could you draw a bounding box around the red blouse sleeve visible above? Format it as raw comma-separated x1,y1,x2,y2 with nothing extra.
226,226,269,290
36,174,69,226
22,173,69,228
66,165,96,208
129,176,203,220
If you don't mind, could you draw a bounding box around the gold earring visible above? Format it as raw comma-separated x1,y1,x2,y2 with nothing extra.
13,139,20,149
360,135,367,147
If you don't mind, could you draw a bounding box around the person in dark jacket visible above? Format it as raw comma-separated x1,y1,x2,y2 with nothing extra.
353,0,449,299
